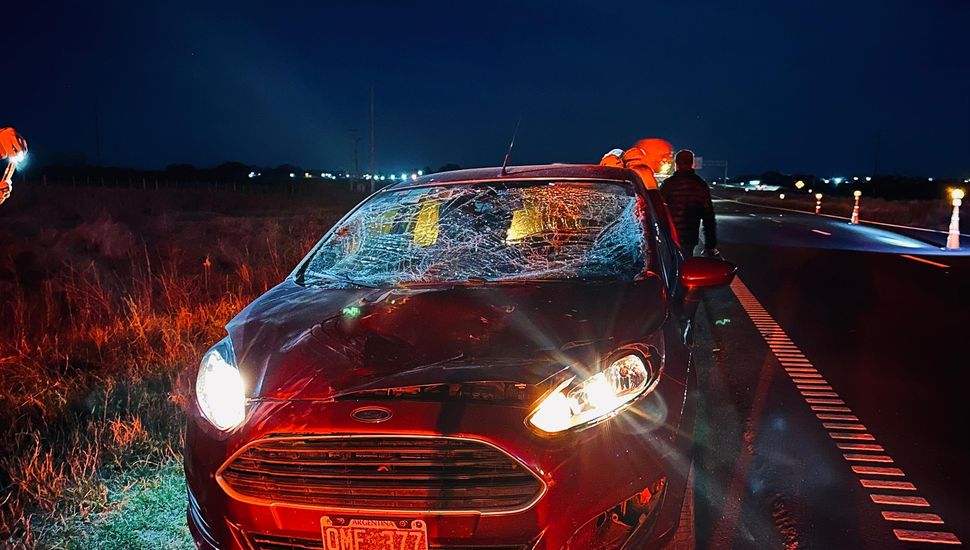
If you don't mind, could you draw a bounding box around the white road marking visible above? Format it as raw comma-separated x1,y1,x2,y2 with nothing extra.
862,479,914,490
882,511,942,523
840,443,885,452
729,278,962,545
852,465,904,476
844,453,894,463
893,529,962,545
870,494,930,507
817,414,858,421
811,229,832,236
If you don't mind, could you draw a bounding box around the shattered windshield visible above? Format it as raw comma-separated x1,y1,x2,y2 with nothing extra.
300,180,647,288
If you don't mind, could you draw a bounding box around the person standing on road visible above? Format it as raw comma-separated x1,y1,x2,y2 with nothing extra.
660,149,718,257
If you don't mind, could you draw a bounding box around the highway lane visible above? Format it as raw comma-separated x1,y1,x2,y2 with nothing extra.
691,199,968,548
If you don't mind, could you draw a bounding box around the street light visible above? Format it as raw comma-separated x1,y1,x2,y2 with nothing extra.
795,180,805,190
851,190,862,224
779,193,786,200
947,188,964,249
815,193,823,214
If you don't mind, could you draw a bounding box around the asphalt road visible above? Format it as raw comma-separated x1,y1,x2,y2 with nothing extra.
690,198,969,549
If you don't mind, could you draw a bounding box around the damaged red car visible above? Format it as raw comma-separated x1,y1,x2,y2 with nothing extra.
184,164,737,549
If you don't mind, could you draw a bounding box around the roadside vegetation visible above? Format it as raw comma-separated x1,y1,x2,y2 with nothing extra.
0,184,356,547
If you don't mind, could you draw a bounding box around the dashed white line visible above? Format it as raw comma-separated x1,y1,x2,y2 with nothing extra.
893,530,962,545
851,465,904,476
729,278,962,545
871,494,930,507
883,511,943,523
840,443,885,452
844,453,894,463
811,229,833,236
863,479,915,490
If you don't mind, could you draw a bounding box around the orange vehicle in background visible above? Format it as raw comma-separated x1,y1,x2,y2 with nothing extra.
0,127,28,206
601,138,674,191
633,138,674,178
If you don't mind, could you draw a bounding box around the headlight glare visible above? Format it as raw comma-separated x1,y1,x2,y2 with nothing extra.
529,352,652,434
196,340,246,431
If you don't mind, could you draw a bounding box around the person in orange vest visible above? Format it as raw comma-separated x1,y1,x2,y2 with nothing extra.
599,148,625,168
0,128,28,206
620,146,660,189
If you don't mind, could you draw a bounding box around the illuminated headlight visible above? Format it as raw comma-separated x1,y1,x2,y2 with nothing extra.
196,338,246,431
528,352,654,434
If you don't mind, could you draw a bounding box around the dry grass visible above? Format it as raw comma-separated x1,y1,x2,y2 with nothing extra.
0,184,356,546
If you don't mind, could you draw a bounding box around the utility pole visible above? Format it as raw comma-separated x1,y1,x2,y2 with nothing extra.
872,129,881,178
703,159,729,184
349,129,361,180
94,101,103,166
369,87,376,193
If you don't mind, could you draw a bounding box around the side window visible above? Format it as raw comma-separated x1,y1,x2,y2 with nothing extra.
645,191,681,289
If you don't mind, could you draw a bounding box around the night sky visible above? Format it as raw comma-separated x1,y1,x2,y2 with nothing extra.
7,0,970,178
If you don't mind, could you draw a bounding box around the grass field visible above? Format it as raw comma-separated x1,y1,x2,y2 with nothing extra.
0,184,358,548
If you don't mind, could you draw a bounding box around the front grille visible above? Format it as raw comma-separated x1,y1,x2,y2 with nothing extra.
247,532,526,550
219,435,544,513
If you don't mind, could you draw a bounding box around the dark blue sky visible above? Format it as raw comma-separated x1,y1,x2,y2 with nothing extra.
7,0,969,178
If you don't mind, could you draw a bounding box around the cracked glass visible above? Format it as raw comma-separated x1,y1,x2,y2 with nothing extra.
301,180,648,288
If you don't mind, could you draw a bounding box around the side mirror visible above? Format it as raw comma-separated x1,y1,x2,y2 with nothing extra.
680,257,738,289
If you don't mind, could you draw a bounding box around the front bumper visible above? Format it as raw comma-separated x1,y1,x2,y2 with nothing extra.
185,375,692,550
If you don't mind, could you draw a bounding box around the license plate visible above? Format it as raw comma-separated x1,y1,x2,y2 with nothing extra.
321,516,429,550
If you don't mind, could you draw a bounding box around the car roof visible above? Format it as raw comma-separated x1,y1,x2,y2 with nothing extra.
384,164,640,189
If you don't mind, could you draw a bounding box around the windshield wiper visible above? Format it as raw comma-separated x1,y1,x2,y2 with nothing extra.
308,273,380,289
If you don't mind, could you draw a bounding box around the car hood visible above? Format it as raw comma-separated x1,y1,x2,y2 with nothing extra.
226,276,668,401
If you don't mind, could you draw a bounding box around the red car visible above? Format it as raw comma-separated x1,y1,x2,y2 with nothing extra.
185,164,736,549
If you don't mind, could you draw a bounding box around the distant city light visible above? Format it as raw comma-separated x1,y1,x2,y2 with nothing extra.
749,179,761,186
400,173,407,181
795,180,805,189
390,175,397,180
411,173,418,181
928,177,934,182
248,171,256,178
779,193,786,199
865,176,872,182
822,178,830,184
289,173,295,178
815,193,823,199
853,176,859,181
417,170,424,176
854,190,862,198
832,177,844,185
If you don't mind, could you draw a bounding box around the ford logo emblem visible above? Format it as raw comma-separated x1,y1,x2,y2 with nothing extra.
351,406,393,423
